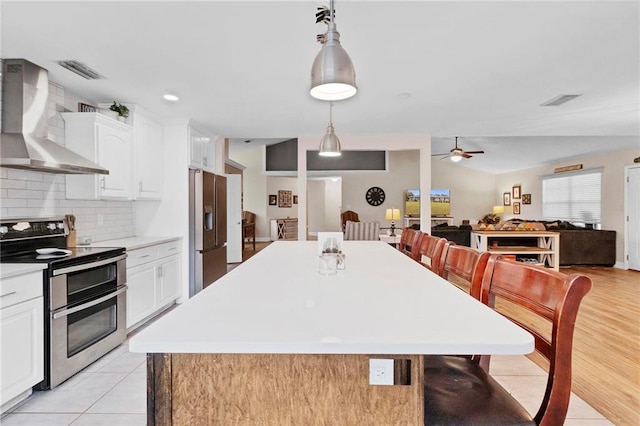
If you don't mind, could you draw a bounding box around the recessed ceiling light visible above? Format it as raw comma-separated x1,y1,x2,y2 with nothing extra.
163,94,179,102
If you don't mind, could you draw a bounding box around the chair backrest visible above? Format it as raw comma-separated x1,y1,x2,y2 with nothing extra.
480,255,592,425
398,227,422,260
340,210,359,232
439,243,491,299
242,211,256,224
344,221,380,240
417,233,446,272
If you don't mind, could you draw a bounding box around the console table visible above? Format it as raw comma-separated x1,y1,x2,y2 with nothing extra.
470,230,560,271
270,218,298,241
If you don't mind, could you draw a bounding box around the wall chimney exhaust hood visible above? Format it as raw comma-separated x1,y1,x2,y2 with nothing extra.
0,59,108,174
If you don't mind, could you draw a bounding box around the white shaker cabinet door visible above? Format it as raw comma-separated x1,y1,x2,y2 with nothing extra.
157,255,181,307
126,263,157,329
0,297,44,407
97,122,133,199
134,113,163,200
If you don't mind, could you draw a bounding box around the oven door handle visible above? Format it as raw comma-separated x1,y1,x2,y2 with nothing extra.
52,254,127,276
52,286,128,319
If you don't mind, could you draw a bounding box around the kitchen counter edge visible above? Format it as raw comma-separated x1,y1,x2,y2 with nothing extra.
85,236,182,251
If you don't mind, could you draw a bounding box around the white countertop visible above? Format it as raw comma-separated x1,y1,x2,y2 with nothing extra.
86,236,181,251
130,241,533,355
1,263,47,279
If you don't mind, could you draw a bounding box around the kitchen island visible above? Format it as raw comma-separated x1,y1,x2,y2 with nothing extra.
130,241,533,425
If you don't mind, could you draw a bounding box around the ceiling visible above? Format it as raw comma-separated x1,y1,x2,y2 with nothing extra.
2,1,638,174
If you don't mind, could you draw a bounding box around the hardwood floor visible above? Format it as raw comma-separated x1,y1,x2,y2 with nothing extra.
554,266,640,426
453,265,640,426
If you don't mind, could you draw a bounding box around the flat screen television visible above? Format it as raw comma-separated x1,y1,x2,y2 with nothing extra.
430,189,451,216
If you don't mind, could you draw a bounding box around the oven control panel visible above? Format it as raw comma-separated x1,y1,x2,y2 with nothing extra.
0,218,67,241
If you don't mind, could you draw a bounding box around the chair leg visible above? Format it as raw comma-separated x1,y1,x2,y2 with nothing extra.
252,236,256,251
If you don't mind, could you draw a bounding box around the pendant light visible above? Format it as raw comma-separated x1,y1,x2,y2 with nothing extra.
319,102,342,157
310,0,357,101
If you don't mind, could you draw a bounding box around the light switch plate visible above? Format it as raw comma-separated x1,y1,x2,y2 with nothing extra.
369,358,394,385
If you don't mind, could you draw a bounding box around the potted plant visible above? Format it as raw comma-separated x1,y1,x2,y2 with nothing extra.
109,102,129,121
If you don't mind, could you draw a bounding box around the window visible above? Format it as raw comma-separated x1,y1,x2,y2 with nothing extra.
542,168,602,226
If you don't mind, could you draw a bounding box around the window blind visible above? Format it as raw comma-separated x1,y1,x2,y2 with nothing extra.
542,169,601,223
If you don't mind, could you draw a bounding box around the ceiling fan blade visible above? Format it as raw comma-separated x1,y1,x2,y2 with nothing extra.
463,150,485,154
432,153,451,157
462,153,473,159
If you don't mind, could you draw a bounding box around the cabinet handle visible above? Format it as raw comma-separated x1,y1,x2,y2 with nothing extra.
139,254,151,259
139,181,143,192
168,247,176,251
203,157,207,166
100,177,106,190
158,266,163,278
0,291,17,298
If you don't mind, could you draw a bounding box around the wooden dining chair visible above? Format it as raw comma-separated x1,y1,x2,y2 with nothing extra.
398,227,422,261
340,210,359,232
438,243,491,299
416,233,446,272
423,254,592,426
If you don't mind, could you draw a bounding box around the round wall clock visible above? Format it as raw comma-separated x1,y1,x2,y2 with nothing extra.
365,186,386,206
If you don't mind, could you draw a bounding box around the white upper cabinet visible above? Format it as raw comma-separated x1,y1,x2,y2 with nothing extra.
63,113,133,200
130,106,163,200
189,126,215,173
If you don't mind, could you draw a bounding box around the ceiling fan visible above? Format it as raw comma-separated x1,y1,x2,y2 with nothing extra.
432,137,485,162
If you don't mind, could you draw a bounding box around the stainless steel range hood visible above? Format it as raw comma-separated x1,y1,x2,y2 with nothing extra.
0,59,108,174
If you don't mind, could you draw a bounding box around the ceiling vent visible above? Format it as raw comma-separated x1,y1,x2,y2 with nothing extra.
56,60,105,80
540,94,581,107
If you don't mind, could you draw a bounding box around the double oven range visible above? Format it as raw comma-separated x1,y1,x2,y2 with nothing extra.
1,218,127,389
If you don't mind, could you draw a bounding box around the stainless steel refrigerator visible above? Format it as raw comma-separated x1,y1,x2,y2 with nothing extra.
189,170,227,296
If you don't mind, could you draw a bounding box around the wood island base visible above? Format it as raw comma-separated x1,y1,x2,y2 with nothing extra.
147,353,424,425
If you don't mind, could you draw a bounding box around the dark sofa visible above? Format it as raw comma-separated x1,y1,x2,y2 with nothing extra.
430,221,616,266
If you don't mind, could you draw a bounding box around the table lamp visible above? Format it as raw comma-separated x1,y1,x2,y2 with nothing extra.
492,205,505,221
385,208,401,236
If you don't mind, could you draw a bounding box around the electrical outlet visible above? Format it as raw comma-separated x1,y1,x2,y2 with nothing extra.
369,359,394,385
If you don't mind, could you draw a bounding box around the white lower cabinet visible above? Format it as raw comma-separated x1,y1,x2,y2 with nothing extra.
126,240,182,330
0,271,44,412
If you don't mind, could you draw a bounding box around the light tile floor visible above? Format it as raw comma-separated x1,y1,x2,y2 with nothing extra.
1,346,612,425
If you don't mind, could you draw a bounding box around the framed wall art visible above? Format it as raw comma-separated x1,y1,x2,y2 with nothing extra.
513,202,521,215
522,194,531,205
503,192,511,206
268,194,277,206
512,185,521,199
278,190,292,208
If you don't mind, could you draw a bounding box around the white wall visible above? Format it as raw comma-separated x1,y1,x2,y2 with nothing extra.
340,150,420,228
324,178,342,231
0,74,135,243
431,160,497,225
297,134,432,239
267,176,299,224
307,179,326,234
495,147,639,265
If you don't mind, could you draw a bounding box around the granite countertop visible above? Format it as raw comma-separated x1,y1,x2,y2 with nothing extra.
87,236,182,251
1,263,47,280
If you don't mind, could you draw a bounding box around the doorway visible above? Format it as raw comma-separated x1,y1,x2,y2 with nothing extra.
625,165,640,270
307,177,342,237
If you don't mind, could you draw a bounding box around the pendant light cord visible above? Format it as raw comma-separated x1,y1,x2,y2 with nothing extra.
329,101,334,125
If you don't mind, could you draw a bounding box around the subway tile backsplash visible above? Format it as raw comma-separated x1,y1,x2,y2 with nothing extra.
0,68,135,243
